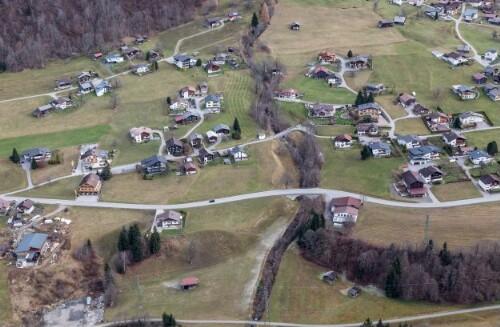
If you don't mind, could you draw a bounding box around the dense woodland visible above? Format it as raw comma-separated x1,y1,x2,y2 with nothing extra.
0,0,203,71
299,226,500,304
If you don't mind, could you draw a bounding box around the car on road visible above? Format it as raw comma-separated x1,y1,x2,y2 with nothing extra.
208,199,215,203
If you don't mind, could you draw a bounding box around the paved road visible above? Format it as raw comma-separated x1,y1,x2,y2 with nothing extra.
4,187,500,212
172,21,226,56
98,304,500,327
452,5,486,67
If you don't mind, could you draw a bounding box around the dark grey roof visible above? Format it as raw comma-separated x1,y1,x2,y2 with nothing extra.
470,150,491,160
213,124,230,132
397,134,421,144
23,148,50,158
408,145,440,157
141,154,167,167
402,170,425,185
419,165,442,177
166,137,183,148
14,233,48,254
369,142,391,151
357,102,382,111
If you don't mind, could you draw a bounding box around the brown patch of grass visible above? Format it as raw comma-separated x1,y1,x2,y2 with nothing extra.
395,117,430,135
16,176,81,200
0,159,26,194
352,202,500,249
377,95,408,120
31,146,80,185
431,182,482,202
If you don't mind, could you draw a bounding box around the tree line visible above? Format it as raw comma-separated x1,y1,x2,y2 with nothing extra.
299,227,500,304
0,0,202,72
115,224,161,274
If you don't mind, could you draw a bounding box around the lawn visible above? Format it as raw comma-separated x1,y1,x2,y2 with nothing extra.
281,77,356,104
16,176,81,200
469,161,500,178
460,23,500,55
395,117,430,135
376,95,408,119
0,160,26,194
0,57,107,101
463,129,500,150
319,139,406,199
267,248,458,324
353,202,500,249
315,125,356,137
30,146,80,185
0,261,13,325
431,181,482,201
101,140,299,204
0,124,110,158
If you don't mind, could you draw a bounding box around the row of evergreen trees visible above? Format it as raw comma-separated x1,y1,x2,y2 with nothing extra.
116,224,161,273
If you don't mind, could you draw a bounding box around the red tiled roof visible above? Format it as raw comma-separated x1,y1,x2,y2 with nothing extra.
330,196,361,209
180,276,198,286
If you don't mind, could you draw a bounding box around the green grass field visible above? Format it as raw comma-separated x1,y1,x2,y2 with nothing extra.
463,129,500,150
460,23,500,55
16,176,81,200
268,248,459,324
0,124,110,158
0,262,13,324
319,139,406,199
431,182,482,201
395,118,430,135
281,77,356,104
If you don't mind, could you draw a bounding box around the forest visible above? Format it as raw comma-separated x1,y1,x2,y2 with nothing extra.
0,0,203,71
299,225,500,304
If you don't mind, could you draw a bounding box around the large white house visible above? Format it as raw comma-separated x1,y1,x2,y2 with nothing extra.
154,210,183,231
484,49,498,61
478,174,500,192
333,134,353,148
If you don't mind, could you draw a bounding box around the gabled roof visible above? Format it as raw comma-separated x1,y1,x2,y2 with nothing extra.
79,173,101,187
397,134,421,144
472,72,486,80
369,142,391,151
333,134,352,142
141,154,167,167
180,276,198,286
157,210,182,222
470,149,491,160
419,165,443,177
357,102,382,111
443,131,466,142
213,124,230,132
230,146,245,155
189,133,203,142
184,162,197,170
479,174,500,185
166,137,183,148
458,111,483,120
174,54,194,62
14,233,48,254
206,130,218,138
330,196,361,209
401,170,425,186
23,148,50,158
408,145,440,156
19,199,34,209
205,94,221,102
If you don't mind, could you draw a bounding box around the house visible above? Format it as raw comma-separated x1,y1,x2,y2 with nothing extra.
92,52,103,60
198,147,214,164
206,17,223,28
444,1,461,14
364,83,386,95
378,20,394,28
204,94,221,111
77,71,98,84
13,233,49,268
165,137,183,155
472,72,487,84
451,85,477,100
130,127,153,143
394,16,406,25
132,64,151,76
356,123,380,136
318,52,336,64
306,102,335,118
391,0,404,5
79,81,93,94
369,142,392,158
169,97,189,111
189,134,203,147
408,0,424,6
458,111,484,127
322,271,338,284
122,47,141,59
333,134,353,148
54,78,72,90
230,146,248,161
206,130,218,143
484,49,498,61
348,54,372,70
399,93,416,107
135,35,147,45
17,199,35,214
427,111,450,124
397,135,421,149
213,124,231,135
412,103,431,116
80,145,109,169
408,146,441,164
211,54,227,65
32,104,54,118
483,66,498,77
257,132,266,140
308,65,332,79
348,287,361,298
50,97,73,110
141,154,168,175
488,17,500,25
146,50,161,62
205,62,221,74
443,52,468,66
354,102,382,122
468,0,484,7
175,111,199,125
77,173,102,196
0,198,11,215
198,82,208,95
91,79,112,97
227,11,241,21
419,165,443,184
276,88,300,98
180,276,198,290
457,44,471,53
156,210,183,230
478,174,500,192
484,83,500,101
463,9,479,21
183,162,197,175
23,148,51,163
442,131,466,147
469,150,493,165
290,21,301,30
330,196,361,224
401,170,426,197
173,54,197,69
105,54,124,63
180,86,197,99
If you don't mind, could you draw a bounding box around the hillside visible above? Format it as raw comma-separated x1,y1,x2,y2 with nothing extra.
0,0,203,72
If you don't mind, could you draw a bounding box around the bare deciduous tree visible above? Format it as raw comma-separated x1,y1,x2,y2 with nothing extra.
110,94,121,110
186,239,199,264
